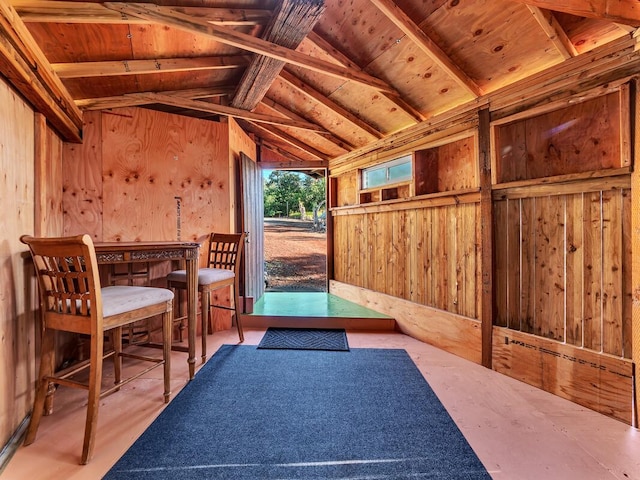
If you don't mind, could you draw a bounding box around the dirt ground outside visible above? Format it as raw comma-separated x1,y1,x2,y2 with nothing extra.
263,217,327,292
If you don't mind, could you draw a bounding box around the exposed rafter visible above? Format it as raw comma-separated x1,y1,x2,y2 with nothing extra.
75,87,234,110
103,2,396,93
306,31,426,123
527,6,578,59
279,69,384,140
53,55,250,78
9,0,271,25
260,96,354,152
0,0,82,141
142,93,327,131
248,121,331,161
508,0,640,26
369,0,482,97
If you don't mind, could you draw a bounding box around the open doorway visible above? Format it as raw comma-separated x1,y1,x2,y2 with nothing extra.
262,169,327,292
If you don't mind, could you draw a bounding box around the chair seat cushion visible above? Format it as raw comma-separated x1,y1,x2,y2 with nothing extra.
101,286,174,318
167,268,235,286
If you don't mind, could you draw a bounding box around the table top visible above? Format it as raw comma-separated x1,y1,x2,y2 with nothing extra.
94,240,200,250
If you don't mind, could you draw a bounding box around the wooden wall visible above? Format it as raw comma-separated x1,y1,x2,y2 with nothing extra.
333,199,480,319
329,82,636,423
64,107,231,246
0,78,36,455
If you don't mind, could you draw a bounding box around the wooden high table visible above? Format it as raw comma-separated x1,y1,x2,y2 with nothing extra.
94,241,200,380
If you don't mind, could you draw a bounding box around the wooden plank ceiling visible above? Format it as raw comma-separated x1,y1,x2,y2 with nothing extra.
5,0,638,166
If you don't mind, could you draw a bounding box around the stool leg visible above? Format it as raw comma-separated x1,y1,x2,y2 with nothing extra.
162,308,172,403
201,290,209,363
233,280,244,343
112,327,122,390
81,330,104,464
24,328,55,446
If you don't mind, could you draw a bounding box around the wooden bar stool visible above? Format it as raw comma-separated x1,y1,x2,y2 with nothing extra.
20,234,174,464
167,232,245,362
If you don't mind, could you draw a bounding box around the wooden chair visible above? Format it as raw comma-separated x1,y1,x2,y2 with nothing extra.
167,232,245,362
20,234,174,464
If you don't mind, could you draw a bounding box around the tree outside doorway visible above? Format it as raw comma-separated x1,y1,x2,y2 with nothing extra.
263,171,327,292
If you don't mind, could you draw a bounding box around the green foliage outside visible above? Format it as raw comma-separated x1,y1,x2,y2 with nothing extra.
264,171,326,222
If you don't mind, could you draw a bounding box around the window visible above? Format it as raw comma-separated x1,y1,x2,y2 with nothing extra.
361,155,412,189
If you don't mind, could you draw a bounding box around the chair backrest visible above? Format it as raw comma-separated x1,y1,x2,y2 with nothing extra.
206,233,245,274
21,234,103,335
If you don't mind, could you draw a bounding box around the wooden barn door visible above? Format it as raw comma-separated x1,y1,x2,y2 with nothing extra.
238,152,264,311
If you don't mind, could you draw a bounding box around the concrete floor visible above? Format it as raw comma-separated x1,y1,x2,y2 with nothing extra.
2,327,639,480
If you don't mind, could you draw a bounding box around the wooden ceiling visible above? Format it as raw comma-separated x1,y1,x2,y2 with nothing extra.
3,0,640,168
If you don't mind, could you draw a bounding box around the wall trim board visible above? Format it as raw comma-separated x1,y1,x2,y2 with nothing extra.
329,280,482,364
493,326,634,424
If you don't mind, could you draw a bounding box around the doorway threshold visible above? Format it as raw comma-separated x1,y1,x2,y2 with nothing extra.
242,292,395,330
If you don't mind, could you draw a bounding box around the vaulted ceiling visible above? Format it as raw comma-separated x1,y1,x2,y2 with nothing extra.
3,0,639,168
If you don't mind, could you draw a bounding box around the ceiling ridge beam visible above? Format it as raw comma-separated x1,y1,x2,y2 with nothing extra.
103,2,396,94
527,6,577,59
369,0,482,97
10,0,271,25
306,31,426,123
53,55,251,78
279,69,384,140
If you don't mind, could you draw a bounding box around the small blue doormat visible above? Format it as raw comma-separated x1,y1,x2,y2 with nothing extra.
257,327,349,351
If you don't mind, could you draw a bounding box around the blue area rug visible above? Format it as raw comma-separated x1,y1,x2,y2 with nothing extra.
104,345,490,479
257,327,349,351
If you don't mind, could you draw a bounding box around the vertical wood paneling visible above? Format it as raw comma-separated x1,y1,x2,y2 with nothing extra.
461,204,476,318
621,189,632,359
601,190,622,356
565,193,584,347
494,199,508,327
506,199,521,330
520,197,536,333
492,184,630,360
583,191,603,352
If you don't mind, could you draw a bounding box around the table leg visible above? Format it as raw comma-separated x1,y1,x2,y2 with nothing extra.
186,253,198,380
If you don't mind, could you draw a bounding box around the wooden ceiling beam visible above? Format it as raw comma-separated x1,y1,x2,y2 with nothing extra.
103,2,396,94
75,87,234,110
369,0,482,97
10,0,271,25
508,0,640,27
527,6,578,59
142,92,328,132
0,0,82,141
232,0,324,111
279,69,384,140
248,121,331,161
306,31,426,123
53,55,250,78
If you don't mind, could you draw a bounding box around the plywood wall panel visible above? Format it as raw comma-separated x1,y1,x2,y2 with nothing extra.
100,108,229,244
34,115,64,237
0,79,35,450
63,111,103,239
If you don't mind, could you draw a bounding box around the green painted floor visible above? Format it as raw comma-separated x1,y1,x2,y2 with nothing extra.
250,292,392,319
